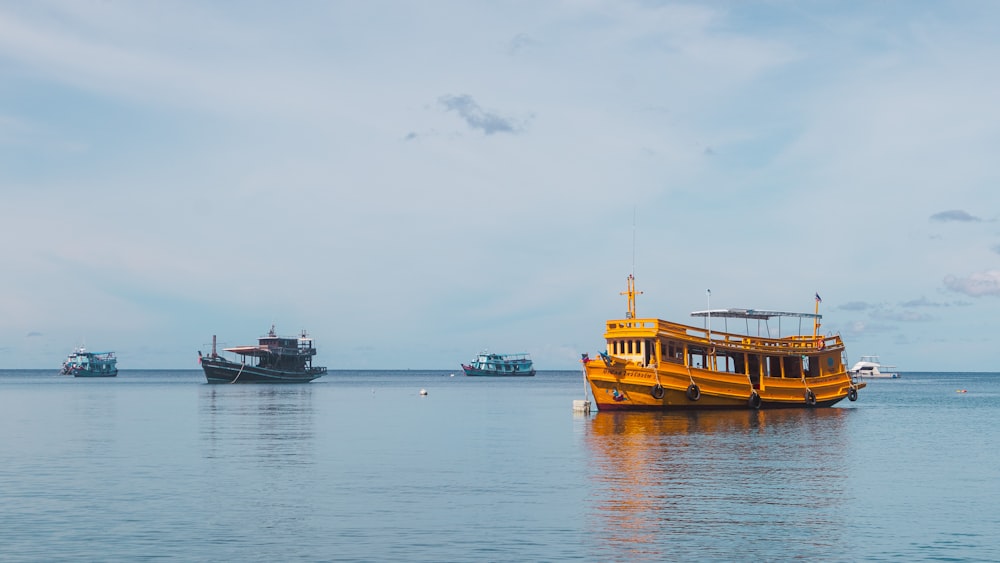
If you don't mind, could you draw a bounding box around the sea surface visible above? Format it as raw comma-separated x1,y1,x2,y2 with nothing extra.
1,369,998,562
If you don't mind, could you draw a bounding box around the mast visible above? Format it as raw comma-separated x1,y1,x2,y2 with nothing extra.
621,274,642,319
707,289,712,341
813,293,822,338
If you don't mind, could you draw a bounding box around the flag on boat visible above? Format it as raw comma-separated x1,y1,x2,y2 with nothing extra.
815,293,822,303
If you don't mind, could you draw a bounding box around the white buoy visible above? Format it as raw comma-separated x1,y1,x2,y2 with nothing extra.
573,399,592,414
419,388,428,396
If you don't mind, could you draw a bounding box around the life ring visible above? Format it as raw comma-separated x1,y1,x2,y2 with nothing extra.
816,339,825,351
847,387,858,402
804,389,817,406
748,391,762,409
686,383,701,401
651,384,665,400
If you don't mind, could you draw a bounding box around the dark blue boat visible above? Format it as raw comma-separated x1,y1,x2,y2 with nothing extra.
199,326,326,384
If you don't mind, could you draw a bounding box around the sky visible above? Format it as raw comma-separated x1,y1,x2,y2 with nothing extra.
2,1,1000,371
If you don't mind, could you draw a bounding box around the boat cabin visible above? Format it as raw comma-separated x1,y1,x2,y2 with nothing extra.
604,308,839,385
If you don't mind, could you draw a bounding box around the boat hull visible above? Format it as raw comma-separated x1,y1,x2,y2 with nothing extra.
461,365,535,377
201,358,326,384
584,359,862,411
73,370,118,378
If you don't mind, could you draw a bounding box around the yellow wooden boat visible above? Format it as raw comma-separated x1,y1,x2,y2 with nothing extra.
582,275,864,410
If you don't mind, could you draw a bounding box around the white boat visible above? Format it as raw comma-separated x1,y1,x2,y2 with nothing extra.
849,355,900,379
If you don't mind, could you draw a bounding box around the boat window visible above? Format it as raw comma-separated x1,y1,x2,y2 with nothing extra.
665,341,683,362
712,349,745,374
687,345,709,370
765,356,782,377
782,356,802,378
802,356,814,377
731,352,745,375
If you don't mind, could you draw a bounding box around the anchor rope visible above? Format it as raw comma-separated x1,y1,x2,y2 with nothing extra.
231,362,246,384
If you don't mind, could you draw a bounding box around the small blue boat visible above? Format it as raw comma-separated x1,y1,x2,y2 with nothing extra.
462,352,535,377
61,347,118,377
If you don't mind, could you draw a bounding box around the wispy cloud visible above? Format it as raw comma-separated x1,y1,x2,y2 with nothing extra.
944,270,1000,297
842,320,900,336
438,95,526,135
507,33,537,56
930,210,981,222
870,309,934,322
837,301,871,311
899,296,968,309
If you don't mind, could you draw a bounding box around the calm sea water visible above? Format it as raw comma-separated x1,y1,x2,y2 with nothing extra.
1,370,998,562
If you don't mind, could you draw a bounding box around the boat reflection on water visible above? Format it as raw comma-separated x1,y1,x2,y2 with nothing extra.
583,409,854,560
200,386,317,469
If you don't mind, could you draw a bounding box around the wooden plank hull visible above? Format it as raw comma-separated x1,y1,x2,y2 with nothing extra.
201,358,325,384
584,360,859,411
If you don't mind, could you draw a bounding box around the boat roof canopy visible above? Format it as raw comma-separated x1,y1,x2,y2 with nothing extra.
223,346,271,356
690,308,821,321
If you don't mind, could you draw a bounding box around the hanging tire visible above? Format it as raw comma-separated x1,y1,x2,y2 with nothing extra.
686,383,701,401
805,390,817,406
651,384,665,400
748,391,762,409
847,387,858,402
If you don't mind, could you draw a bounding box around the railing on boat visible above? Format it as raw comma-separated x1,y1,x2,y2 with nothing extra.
605,318,839,354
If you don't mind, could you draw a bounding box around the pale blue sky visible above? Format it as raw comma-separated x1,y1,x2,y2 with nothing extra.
3,1,999,370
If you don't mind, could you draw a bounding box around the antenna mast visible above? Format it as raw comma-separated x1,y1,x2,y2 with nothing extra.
622,207,642,319
631,206,637,278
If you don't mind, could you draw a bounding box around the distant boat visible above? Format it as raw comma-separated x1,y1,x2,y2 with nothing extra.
198,326,327,384
849,355,900,379
60,347,118,377
582,275,865,410
462,352,535,377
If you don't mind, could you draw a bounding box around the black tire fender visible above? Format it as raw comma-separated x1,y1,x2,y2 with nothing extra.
686,383,701,401
651,384,665,400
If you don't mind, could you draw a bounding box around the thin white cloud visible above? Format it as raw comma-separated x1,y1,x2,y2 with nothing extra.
944,271,1000,297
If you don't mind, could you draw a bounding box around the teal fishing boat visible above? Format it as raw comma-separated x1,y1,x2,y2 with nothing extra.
60,347,118,377
461,352,535,377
